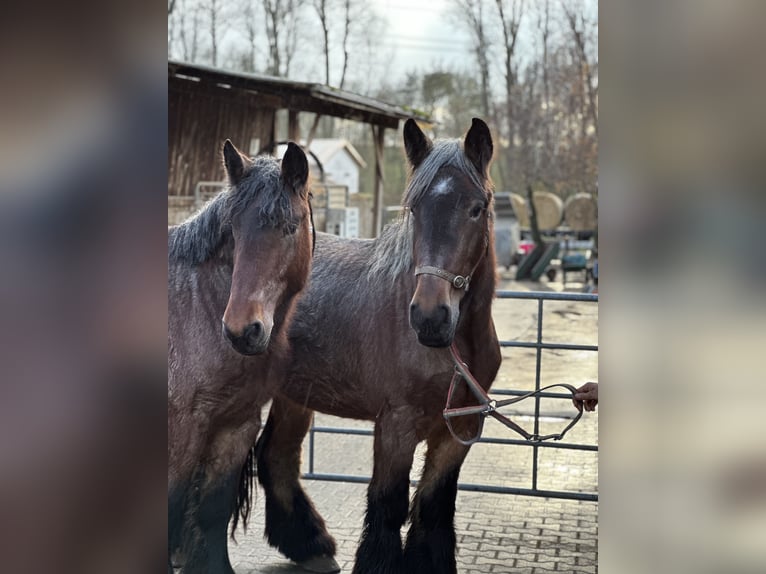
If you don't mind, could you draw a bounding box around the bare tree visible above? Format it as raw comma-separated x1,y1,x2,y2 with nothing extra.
175,0,202,62
241,0,259,72
451,0,493,118
199,0,225,66
537,0,553,186
517,62,539,184
310,0,359,87
350,10,391,96
561,0,598,136
312,0,331,84
305,0,357,147
263,0,283,75
338,0,352,89
494,0,526,186
262,0,305,77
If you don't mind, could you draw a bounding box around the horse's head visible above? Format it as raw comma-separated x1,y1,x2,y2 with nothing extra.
220,140,312,355
405,118,494,348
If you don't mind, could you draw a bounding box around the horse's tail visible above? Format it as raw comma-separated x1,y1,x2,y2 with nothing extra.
229,443,257,540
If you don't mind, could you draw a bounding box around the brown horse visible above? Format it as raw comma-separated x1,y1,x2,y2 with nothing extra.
168,141,313,573
252,118,501,573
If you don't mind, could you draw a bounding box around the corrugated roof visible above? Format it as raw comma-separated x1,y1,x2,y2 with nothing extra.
168,60,432,128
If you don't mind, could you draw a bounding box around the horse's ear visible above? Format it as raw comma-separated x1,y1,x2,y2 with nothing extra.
281,142,309,191
403,119,432,169
222,139,250,185
464,118,493,177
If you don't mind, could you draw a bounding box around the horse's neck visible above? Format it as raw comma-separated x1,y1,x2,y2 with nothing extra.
168,235,234,315
457,247,497,341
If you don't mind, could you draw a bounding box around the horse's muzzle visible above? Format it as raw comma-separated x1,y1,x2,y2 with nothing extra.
222,320,270,355
409,302,454,348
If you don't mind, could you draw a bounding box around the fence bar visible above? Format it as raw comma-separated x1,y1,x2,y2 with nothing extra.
531,298,543,491
456,483,597,501
300,472,598,502
311,426,373,437
500,341,598,351
495,290,598,302
309,425,597,451
308,414,316,474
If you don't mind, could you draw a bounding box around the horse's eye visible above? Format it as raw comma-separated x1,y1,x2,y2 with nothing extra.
469,205,483,219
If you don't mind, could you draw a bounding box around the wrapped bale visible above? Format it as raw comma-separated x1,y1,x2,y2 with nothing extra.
509,193,529,227
564,193,597,231
531,191,563,230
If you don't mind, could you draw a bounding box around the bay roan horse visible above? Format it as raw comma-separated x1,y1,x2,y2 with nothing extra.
168,140,313,574
252,118,501,574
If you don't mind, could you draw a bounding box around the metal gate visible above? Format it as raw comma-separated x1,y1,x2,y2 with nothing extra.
302,290,598,502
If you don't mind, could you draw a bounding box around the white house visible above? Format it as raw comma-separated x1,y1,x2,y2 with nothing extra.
306,139,367,195
277,138,366,194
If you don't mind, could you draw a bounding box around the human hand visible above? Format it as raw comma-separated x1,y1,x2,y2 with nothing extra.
573,382,598,412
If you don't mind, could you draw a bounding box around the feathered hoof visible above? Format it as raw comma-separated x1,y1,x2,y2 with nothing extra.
297,554,341,573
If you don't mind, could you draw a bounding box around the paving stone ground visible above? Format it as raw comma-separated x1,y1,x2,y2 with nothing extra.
229,277,598,573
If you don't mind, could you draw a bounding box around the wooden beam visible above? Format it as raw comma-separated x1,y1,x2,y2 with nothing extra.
372,125,386,237
288,109,300,142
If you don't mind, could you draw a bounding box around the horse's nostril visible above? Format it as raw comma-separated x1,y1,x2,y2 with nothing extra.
244,321,264,342
222,321,236,341
438,304,450,323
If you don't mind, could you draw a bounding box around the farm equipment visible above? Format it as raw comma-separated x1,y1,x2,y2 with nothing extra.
515,241,560,281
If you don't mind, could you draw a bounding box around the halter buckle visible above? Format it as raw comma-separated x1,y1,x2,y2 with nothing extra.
452,275,468,290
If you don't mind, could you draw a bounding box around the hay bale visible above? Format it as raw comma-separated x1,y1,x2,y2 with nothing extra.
532,191,563,230
509,193,529,227
564,193,597,231
510,191,563,230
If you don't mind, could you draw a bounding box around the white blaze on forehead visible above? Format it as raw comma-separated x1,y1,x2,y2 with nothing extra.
432,177,453,195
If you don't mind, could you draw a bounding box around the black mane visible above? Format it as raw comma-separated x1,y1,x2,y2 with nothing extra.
168,156,296,266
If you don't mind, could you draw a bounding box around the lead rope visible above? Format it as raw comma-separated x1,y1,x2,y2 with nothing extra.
443,342,584,447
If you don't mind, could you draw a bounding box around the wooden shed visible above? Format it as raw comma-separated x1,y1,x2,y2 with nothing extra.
168,60,429,233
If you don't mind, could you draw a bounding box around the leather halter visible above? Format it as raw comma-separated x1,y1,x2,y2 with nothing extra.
414,232,489,292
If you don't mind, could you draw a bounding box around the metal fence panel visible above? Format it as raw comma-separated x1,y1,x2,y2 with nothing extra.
303,290,598,502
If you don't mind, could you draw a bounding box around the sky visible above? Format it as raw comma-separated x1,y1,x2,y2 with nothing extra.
364,0,598,88
368,0,476,78
170,0,597,92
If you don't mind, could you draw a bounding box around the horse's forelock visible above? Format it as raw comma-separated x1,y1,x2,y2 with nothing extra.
402,140,491,210
169,156,301,267
224,156,296,233
367,140,493,284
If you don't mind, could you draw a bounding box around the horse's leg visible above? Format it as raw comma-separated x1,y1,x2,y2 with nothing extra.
257,396,338,570
352,408,418,574
402,425,472,574
183,419,261,574
168,482,187,572
182,469,239,574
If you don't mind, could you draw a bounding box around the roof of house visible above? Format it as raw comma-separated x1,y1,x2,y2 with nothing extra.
307,139,367,169
275,139,367,176
168,60,431,129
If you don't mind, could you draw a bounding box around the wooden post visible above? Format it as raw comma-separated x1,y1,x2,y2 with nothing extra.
372,124,386,237
288,109,300,143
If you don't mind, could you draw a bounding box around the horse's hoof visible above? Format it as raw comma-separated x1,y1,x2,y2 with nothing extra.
297,554,341,573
